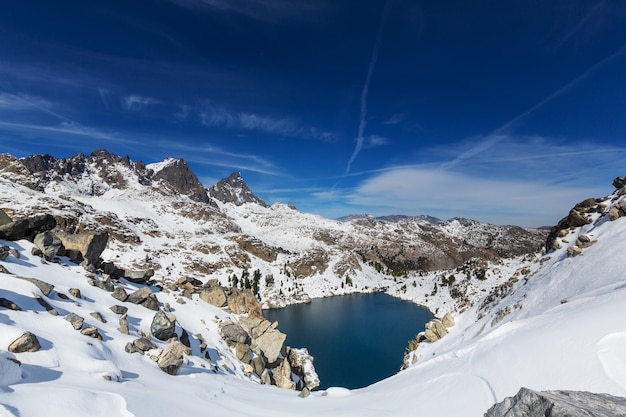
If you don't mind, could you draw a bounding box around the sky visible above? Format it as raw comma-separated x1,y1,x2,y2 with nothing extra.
1,0,625,226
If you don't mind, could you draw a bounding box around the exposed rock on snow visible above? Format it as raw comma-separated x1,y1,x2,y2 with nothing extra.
55,230,108,267
150,310,177,341
287,347,320,390
8,332,41,353
485,387,626,417
157,341,191,375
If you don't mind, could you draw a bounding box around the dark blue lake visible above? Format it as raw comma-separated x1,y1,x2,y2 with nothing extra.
264,292,434,389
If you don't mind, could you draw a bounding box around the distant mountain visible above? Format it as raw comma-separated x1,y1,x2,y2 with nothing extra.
0,149,547,308
337,214,443,224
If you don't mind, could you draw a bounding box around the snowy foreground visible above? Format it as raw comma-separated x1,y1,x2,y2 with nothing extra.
2,204,626,416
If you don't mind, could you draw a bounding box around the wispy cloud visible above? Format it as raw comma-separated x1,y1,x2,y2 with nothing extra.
553,1,607,50
341,136,626,226
168,0,330,22
383,113,406,125
345,0,391,174
443,42,626,169
198,103,335,140
363,135,390,148
121,95,160,112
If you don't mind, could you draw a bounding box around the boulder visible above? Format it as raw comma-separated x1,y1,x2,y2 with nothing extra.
227,289,264,320
287,347,320,390
68,288,81,298
150,311,177,341
92,276,115,292
118,317,130,334
110,305,128,315
484,387,626,417
441,312,455,329
251,326,286,363
273,359,296,390
219,321,250,345
90,312,106,323
251,355,266,376
33,231,64,260
64,312,85,330
16,276,54,296
567,246,582,257
126,287,160,310
111,286,128,302
8,332,41,353
55,230,108,267
0,245,10,261
424,319,448,342
124,269,154,284
235,342,251,363
0,214,56,241
133,337,157,352
199,285,227,307
613,176,626,189
608,206,623,221
157,341,191,375
0,209,12,226
80,327,103,340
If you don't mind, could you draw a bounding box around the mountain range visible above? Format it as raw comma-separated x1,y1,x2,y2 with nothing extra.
1,149,625,417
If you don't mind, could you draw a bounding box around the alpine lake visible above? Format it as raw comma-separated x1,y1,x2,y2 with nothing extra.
264,292,434,390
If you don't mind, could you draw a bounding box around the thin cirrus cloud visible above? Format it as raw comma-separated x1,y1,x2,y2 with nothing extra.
121,95,160,112
199,104,335,140
346,167,598,226
168,0,330,22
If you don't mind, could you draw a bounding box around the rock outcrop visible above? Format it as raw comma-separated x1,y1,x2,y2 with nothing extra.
0,214,56,241
484,387,626,417
208,172,268,207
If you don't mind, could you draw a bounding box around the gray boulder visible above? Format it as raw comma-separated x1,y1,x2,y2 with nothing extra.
33,231,64,260
0,214,56,241
8,332,41,353
485,387,626,417
133,337,157,352
64,312,85,330
124,269,154,284
219,321,250,345
80,327,103,340
150,311,176,341
110,305,128,315
16,276,54,296
111,286,128,302
126,287,159,310
157,341,191,375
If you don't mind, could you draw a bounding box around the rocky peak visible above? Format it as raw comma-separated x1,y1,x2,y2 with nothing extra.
150,158,210,204
208,172,268,207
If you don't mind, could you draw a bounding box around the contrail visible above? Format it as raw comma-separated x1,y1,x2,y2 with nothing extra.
443,42,626,169
345,1,390,175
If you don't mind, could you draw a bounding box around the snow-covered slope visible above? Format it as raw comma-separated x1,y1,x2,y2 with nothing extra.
1,176,626,416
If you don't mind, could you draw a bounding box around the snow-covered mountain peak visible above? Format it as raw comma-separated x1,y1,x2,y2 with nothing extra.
208,171,268,207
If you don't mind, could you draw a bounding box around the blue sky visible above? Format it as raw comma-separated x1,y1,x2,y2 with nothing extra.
1,0,625,226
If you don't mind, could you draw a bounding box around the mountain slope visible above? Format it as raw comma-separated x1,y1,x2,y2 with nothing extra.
0,161,625,416
0,150,547,311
